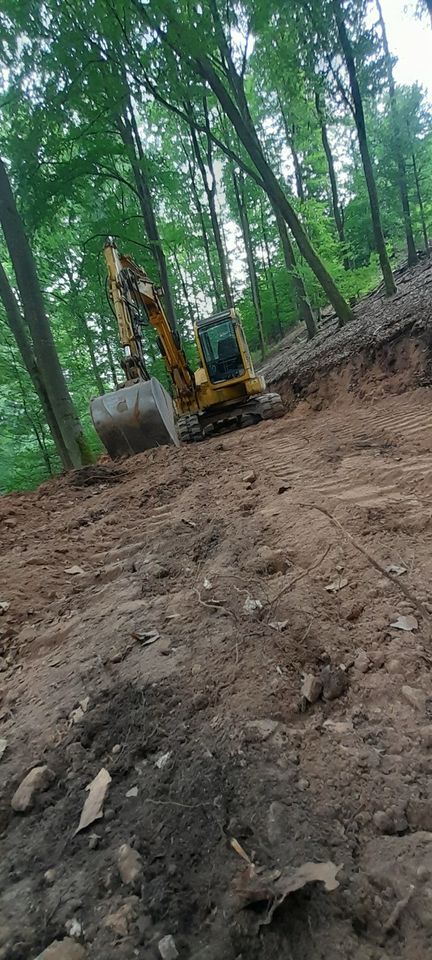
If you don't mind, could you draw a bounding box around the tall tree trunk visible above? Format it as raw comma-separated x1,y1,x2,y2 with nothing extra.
0,159,92,468
172,249,196,327
332,0,397,295
272,205,317,338
411,149,429,254
98,313,119,388
259,201,283,336
187,154,220,304
117,97,177,332
376,0,417,266
315,89,350,269
0,260,72,467
232,170,266,358
278,97,305,202
187,109,234,308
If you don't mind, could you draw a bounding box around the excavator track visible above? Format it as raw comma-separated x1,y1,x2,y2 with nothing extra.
255,392,285,420
177,414,204,443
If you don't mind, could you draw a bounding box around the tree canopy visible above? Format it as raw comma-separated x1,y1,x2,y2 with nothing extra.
0,0,431,491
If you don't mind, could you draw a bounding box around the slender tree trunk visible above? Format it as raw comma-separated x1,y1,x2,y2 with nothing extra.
278,98,305,202
376,0,417,266
0,260,72,467
272,205,317,338
188,118,234,308
259,201,283,336
315,90,350,269
172,249,196,327
98,313,119,388
411,149,429,254
0,160,92,467
332,0,397,295
117,99,177,332
187,156,220,304
232,170,266,358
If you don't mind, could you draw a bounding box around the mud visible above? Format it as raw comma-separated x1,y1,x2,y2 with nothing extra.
2,286,432,957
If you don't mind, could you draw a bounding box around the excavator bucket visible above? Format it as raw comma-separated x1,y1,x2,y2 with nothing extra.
90,377,179,459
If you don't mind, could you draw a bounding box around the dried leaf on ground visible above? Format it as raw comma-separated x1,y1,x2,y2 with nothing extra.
203,578,212,591
325,577,348,593
385,563,407,576
0,601,10,613
390,614,418,632
65,565,85,576
234,860,341,925
132,630,160,646
155,750,171,770
243,597,263,615
268,620,289,632
75,767,112,833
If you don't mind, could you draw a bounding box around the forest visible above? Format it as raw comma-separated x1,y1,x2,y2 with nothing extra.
0,0,431,492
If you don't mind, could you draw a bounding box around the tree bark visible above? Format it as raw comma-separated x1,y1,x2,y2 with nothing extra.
259,200,283,336
0,159,92,467
98,312,120,388
315,89,350,268
232,170,266,358
411,148,429,255
332,0,397,295
272,205,317,338
172,249,196,327
376,0,417,266
278,98,305,202
117,97,177,332
187,107,234,309
187,153,220,305
0,260,72,467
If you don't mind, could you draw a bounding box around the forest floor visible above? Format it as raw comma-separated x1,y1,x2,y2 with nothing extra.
2,259,432,960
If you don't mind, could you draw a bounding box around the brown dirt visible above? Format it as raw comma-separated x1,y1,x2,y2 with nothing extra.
2,291,432,957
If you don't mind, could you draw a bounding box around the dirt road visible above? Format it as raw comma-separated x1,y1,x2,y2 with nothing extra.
1,339,432,959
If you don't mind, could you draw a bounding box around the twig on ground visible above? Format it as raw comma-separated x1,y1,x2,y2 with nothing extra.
312,505,431,622
193,588,238,622
269,546,332,608
383,884,415,933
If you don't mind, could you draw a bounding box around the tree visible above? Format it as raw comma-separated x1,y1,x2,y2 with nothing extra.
0,157,93,468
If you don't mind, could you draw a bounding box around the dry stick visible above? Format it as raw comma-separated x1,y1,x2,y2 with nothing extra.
269,545,332,608
312,505,431,622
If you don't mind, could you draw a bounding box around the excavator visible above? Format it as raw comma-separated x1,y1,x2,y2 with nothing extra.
90,240,284,458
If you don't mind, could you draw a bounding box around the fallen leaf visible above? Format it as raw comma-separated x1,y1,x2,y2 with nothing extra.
385,563,407,576
0,601,10,614
132,630,160,646
125,786,138,798
155,751,171,770
69,696,90,725
390,614,418,632
65,565,85,576
230,837,252,864
243,597,263,615
325,577,348,593
203,578,212,591
269,620,289,632
75,767,112,833
0,738,7,760
234,860,341,925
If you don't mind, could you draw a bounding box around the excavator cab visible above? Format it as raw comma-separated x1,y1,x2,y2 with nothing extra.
196,310,252,385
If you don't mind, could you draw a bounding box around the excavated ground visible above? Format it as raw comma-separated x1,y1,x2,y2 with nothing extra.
2,263,432,959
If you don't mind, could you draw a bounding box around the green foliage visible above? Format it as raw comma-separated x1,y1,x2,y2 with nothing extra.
0,0,431,491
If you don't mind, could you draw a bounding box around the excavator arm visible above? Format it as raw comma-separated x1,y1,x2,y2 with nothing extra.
104,240,196,403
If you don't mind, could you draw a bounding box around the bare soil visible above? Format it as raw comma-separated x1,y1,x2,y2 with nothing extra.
2,266,432,959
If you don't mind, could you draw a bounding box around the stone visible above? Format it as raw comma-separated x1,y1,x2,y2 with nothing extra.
402,685,427,712
111,744,121,755
117,843,143,887
243,719,279,742
301,673,322,704
370,651,386,668
11,766,54,812
242,470,256,484
354,650,370,674
34,939,86,959
102,897,139,937
44,869,56,885
373,806,408,835
158,935,179,960
386,658,402,674
64,919,82,940
406,799,432,833
344,601,364,622
321,665,348,701
298,778,310,791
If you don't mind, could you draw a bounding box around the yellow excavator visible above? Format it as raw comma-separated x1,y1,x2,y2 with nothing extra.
90,240,284,458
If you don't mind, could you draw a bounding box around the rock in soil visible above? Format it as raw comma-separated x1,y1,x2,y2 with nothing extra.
102,897,139,937
11,765,54,812
354,650,370,673
158,934,179,960
301,673,322,703
402,685,427,712
373,806,408,834
34,939,86,959
320,664,348,701
117,843,143,887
